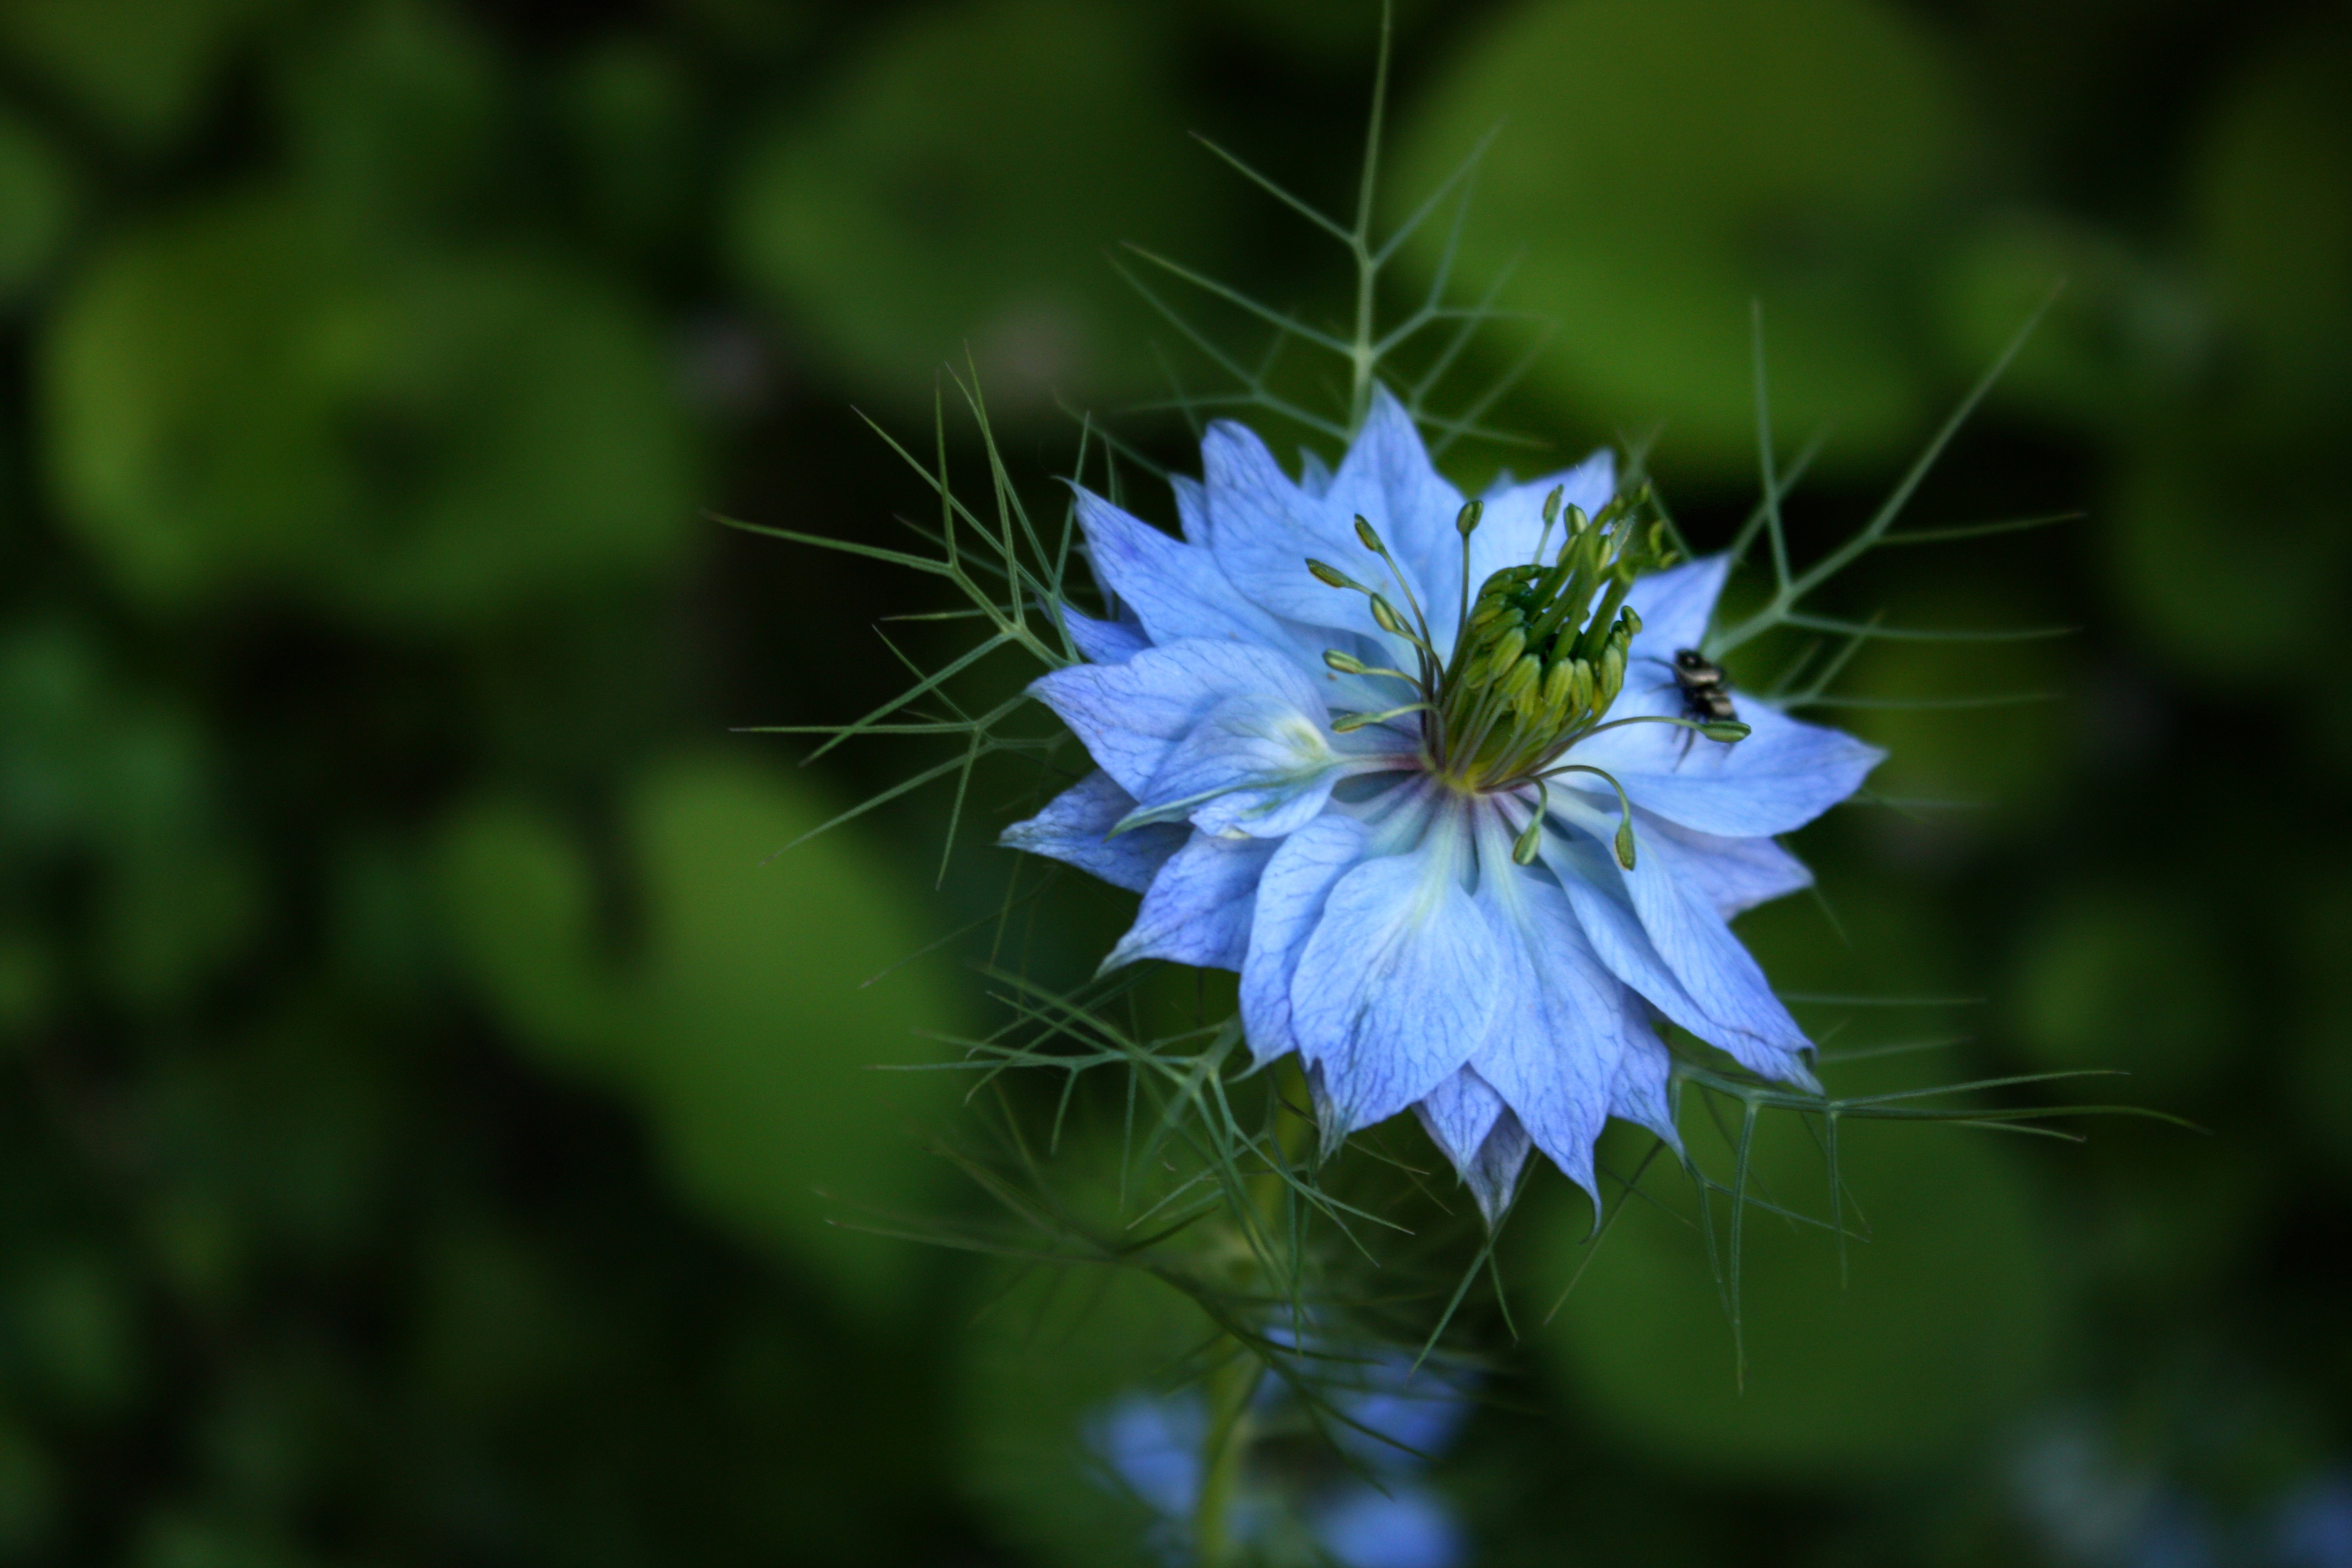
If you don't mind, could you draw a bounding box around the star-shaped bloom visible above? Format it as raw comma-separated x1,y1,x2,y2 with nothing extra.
1003,389,1882,1220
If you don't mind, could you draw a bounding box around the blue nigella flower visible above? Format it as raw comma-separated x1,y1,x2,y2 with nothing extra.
1085,1336,1474,1568
1003,389,1882,1219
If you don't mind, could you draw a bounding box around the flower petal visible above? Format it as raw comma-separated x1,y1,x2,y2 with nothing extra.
1573,696,1886,839
999,770,1185,892
1609,1023,1681,1147
1321,386,1467,619
1072,487,1305,654
1539,808,1812,1085
1310,1482,1466,1568
1415,1068,1536,1226
1413,1066,1505,1179
1170,472,1211,546
1063,605,1149,665
1469,848,1642,1204
1126,690,1343,839
1201,418,1428,665
1030,638,1324,798
1624,552,1732,662
1102,830,1280,972
1290,835,1500,1149
1297,445,1334,497
1240,814,1372,1066
1639,814,1812,917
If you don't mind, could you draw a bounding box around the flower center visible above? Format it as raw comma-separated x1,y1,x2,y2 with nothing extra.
1309,481,1746,869
1430,492,1673,791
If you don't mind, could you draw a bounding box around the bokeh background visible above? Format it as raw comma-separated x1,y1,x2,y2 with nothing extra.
1,0,2348,1563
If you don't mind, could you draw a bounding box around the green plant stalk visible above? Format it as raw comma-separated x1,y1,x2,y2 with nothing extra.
1191,1345,1260,1566
1191,1061,1313,1563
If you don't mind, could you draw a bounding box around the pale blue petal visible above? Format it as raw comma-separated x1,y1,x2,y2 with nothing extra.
1128,690,1342,839
1571,694,1885,839
1073,487,1307,655
1417,1069,1534,1226
1469,857,1634,1204
1320,387,1466,617
1290,840,1500,1149
1201,420,1424,663
1064,604,1149,665
1641,814,1812,917
1609,1023,1681,1147
1297,445,1335,498
1412,1066,1505,1177
1464,1112,1533,1227
1031,638,1322,797
1543,793,1813,1081
1311,1483,1467,1568
1103,831,1279,972
1170,472,1211,546
1462,450,1616,626
999,770,1185,893
1624,553,1731,661
1240,816,1371,1066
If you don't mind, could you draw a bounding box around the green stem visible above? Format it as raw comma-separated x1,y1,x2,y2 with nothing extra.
1192,1348,1259,1566
1191,1060,1312,1564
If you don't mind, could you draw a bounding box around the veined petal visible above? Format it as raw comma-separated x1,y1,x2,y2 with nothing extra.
999,770,1185,893
1063,604,1149,665
1641,814,1812,917
1072,487,1305,655
1413,1067,1532,1225
1321,387,1466,619
1463,1112,1533,1229
1240,815,1372,1066
1609,1023,1682,1148
1412,1066,1506,1179
1469,840,1637,1205
1571,695,1885,839
1030,638,1324,798
1126,690,1344,840
1201,419,1428,665
1544,793,1814,1082
1102,831,1280,973
1296,445,1333,498
1624,553,1731,662
1290,832,1500,1150
1170,472,1211,547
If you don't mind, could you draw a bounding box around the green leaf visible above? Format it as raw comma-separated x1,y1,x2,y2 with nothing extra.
625,758,969,1310
0,107,77,308
437,760,971,1313
43,195,695,627
1393,0,1971,478
725,0,1224,416
2012,885,2235,1103
0,0,288,153
1538,1111,2057,1480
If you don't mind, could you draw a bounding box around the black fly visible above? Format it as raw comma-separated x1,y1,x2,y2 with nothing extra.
1669,649,1734,765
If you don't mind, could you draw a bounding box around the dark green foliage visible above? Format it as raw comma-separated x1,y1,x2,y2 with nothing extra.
0,2,2344,1565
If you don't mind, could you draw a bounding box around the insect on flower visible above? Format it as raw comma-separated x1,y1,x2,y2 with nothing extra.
1000,388,1885,1222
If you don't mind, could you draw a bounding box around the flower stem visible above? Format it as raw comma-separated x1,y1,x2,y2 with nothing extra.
1192,1059,1312,1564
1192,1347,1259,1566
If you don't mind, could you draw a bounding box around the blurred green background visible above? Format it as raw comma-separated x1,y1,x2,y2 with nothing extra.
0,0,2346,1563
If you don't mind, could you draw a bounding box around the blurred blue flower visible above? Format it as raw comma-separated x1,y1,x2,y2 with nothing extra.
1006,390,1880,1218
1084,1333,1476,1568
2274,1474,2352,1568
